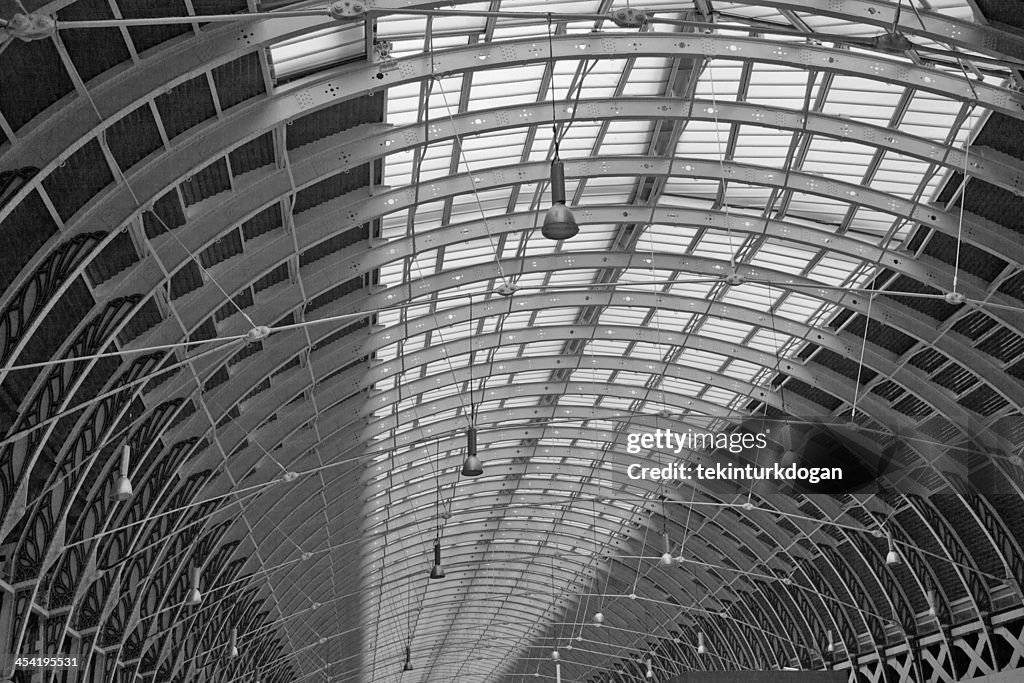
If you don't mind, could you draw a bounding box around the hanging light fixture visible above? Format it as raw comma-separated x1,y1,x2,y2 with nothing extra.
697,631,707,655
826,629,835,654
593,611,604,625
541,15,578,241
926,589,937,618
660,533,673,567
885,533,900,566
186,567,202,605
403,645,413,671
429,541,445,580
462,295,484,477
461,424,483,477
228,627,239,658
542,159,577,240
645,655,654,679
111,444,133,502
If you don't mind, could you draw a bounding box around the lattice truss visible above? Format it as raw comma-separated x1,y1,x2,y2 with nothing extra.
2,0,1024,682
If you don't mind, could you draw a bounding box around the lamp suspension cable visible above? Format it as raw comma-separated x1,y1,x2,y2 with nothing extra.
541,13,578,240
462,294,484,477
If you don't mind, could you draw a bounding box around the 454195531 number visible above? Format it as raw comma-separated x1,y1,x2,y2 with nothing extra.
1,654,79,670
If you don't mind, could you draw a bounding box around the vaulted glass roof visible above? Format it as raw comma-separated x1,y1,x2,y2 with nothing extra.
3,0,1024,682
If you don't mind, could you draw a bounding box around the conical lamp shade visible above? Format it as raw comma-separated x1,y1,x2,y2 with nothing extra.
112,444,133,501
541,159,578,240
542,203,578,240
112,475,134,502
885,534,900,565
462,454,484,477
186,567,202,605
403,645,413,671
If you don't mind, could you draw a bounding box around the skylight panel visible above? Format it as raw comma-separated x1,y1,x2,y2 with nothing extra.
745,64,821,108
664,176,721,201
648,225,699,254
570,367,613,383
699,318,753,343
675,348,727,372
519,340,566,356
599,306,648,326
801,138,875,185
751,239,816,275
442,243,499,270
429,3,490,33
616,268,675,285
547,268,597,287
692,230,743,262
712,2,789,23
808,253,863,287
651,307,696,329
821,76,906,125
628,341,668,361
702,386,744,407
379,259,405,281
784,192,849,227
869,155,935,200
588,339,629,356
721,282,783,311
845,207,898,238
532,306,581,326
899,90,973,142
499,0,601,12
722,360,762,383
621,56,672,96
775,292,824,323
746,328,793,354
597,121,650,155
599,396,636,410
695,60,743,100
501,396,540,409
720,182,776,211
676,120,734,160
268,23,364,81
418,141,456,182
731,125,791,166
533,121,602,160
560,394,597,407
612,370,651,388
408,249,438,279
558,226,617,253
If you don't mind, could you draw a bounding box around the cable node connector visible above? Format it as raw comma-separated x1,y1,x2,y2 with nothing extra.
495,282,519,297
328,0,366,20
944,291,965,305
608,7,648,28
1,13,55,42
724,272,745,286
244,325,271,343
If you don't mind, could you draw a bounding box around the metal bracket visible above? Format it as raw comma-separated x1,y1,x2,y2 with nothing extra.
607,7,648,28
329,0,367,20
